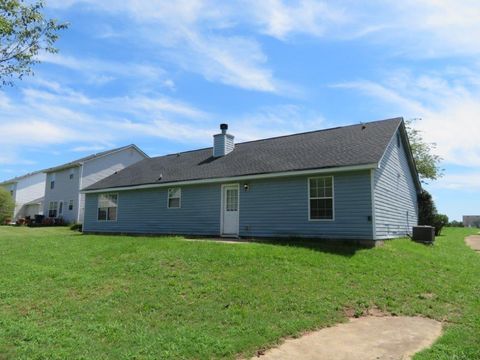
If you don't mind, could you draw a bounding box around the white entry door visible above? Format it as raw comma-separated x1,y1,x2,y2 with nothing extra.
222,184,239,236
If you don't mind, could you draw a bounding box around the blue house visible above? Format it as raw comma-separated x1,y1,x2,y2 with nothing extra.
82,118,421,245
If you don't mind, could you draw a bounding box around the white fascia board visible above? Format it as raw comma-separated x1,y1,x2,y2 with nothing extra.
82,163,377,194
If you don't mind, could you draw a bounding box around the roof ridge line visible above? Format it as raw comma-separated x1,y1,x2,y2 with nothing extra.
158,117,403,159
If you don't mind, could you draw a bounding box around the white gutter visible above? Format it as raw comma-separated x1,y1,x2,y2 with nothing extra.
82,163,377,194
76,162,84,223
370,168,377,241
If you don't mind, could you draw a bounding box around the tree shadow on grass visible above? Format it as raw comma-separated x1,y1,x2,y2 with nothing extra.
246,237,368,257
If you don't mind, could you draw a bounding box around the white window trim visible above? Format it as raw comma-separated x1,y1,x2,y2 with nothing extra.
68,199,74,211
48,201,58,218
308,176,335,222
97,193,119,222
167,188,182,209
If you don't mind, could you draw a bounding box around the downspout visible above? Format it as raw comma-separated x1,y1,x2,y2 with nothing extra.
77,163,84,224
370,168,377,241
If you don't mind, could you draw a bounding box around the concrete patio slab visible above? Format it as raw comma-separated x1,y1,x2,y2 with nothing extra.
465,235,480,251
253,316,442,360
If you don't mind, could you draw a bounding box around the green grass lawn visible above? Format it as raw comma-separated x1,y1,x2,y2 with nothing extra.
0,227,479,359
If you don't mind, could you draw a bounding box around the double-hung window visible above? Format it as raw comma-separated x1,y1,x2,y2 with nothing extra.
68,200,74,211
309,176,334,220
97,193,118,221
50,174,55,190
48,201,58,218
167,188,181,208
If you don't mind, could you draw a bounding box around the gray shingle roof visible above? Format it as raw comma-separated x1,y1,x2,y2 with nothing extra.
43,144,147,173
85,117,404,191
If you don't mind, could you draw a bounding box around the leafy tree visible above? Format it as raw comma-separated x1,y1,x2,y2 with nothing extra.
418,190,448,236
0,0,68,86
448,220,464,227
418,190,437,227
0,188,15,224
405,119,443,183
433,213,449,236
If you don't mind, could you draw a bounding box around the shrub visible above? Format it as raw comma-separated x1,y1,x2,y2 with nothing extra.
70,223,82,231
448,220,464,227
42,217,55,226
0,188,15,225
418,190,437,226
433,214,449,236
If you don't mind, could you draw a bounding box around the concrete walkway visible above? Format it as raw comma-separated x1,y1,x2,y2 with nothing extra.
253,316,442,360
465,235,480,252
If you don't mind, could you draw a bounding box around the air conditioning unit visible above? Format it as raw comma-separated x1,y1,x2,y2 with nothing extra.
412,226,435,244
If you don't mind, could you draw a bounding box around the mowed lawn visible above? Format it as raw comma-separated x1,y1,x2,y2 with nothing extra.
0,227,479,359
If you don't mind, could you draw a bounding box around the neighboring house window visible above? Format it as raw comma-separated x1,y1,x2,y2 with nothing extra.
68,200,74,211
58,201,63,216
309,176,334,220
48,201,58,218
50,174,56,189
98,193,118,221
167,188,181,208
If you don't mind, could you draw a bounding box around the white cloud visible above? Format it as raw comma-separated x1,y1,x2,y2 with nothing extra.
334,68,480,168
38,53,170,86
246,0,349,40
164,32,277,92
225,104,327,142
0,79,211,159
47,0,282,93
71,145,107,152
432,172,480,191
333,80,425,115
47,0,480,90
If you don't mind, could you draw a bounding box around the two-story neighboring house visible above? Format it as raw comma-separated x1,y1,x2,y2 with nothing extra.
43,145,148,224
0,171,46,221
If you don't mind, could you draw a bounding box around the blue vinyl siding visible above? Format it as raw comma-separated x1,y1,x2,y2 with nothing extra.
84,171,374,240
374,130,419,239
84,184,221,235
239,172,373,239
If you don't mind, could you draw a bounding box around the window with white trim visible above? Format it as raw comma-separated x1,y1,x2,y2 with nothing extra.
48,201,58,218
97,193,118,221
168,188,181,208
68,200,74,211
58,201,63,216
50,174,55,190
309,176,334,220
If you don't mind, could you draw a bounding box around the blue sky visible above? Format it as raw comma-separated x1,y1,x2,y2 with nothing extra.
1,0,479,220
